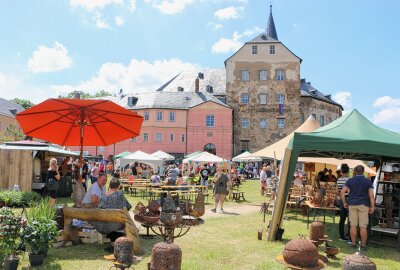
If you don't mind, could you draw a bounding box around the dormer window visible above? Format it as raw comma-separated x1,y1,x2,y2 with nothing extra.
206,85,213,93
198,72,204,79
127,97,138,106
177,86,184,92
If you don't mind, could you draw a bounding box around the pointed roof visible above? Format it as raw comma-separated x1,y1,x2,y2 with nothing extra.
289,109,400,160
266,5,278,40
251,115,321,159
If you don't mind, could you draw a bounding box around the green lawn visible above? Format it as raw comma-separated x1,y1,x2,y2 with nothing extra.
12,180,400,269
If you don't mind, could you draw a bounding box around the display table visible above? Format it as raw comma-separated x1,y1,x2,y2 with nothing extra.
305,201,339,240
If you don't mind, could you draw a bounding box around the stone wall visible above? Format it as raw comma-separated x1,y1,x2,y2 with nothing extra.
226,59,301,156
0,115,20,132
300,97,342,125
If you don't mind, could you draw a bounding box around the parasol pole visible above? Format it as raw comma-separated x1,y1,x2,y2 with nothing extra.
79,108,85,182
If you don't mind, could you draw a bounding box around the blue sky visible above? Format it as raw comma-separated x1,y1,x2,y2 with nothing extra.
0,0,400,130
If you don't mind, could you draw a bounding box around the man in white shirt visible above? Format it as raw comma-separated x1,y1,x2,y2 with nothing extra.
82,174,107,207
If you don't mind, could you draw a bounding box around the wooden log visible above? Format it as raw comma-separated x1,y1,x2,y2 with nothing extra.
62,207,142,255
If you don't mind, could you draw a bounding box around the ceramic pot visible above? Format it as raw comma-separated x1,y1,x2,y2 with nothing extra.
29,254,45,267
342,253,376,270
3,257,19,270
282,238,318,268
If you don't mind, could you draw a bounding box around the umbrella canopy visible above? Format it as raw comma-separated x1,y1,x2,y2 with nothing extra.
119,150,163,169
151,150,175,161
183,151,225,163
114,151,132,160
252,115,320,159
16,98,143,160
232,151,262,162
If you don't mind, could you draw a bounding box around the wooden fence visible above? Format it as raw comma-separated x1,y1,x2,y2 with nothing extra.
0,149,33,191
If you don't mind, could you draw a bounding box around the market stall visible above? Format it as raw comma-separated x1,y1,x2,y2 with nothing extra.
182,151,228,175
0,140,78,194
268,109,400,249
151,150,175,161
232,151,262,162
118,150,163,171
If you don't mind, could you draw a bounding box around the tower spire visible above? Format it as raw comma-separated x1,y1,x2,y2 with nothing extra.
266,4,278,40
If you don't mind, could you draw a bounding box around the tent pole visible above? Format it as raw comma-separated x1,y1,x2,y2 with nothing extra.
268,148,292,241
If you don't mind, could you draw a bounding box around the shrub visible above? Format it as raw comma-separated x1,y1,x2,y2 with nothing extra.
26,197,56,222
0,207,27,259
0,190,41,207
23,217,58,255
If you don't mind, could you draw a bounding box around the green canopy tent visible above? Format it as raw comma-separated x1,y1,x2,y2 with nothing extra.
114,151,132,160
268,109,400,241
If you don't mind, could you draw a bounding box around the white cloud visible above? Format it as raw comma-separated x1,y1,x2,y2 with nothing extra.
28,42,73,73
372,96,400,124
52,58,199,96
373,96,400,107
0,72,51,103
146,0,194,15
94,12,111,29
129,0,137,11
211,26,262,54
214,6,243,20
115,16,125,26
207,22,223,31
70,0,123,11
333,91,352,113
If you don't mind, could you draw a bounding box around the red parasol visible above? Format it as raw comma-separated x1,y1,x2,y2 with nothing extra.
16,98,143,161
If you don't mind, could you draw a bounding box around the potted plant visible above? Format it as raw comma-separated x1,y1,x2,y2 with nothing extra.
0,208,26,270
23,217,59,266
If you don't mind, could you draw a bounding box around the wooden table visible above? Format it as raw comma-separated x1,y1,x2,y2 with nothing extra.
305,200,339,240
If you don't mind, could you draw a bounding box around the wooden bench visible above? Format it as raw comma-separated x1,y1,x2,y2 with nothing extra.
232,191,246,202
62,207,142,255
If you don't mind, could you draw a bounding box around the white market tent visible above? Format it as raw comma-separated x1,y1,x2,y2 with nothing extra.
251,115,375,175
183,151,225,163
119,150,163,170
232,151,262,162
151,150,175,161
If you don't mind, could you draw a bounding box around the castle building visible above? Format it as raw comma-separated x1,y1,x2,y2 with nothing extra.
70,5,342,160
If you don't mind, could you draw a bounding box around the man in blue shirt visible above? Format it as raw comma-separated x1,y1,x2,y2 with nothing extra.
340,165,375,250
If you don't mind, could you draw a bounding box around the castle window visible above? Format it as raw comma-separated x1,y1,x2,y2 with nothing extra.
312,114,317,120
206,85,213,93
252,45,258,54
260,119,267,129
144,111,149,121
155,133,163,142
277,118,285,128
276,69,285,81
156,111,163,121
206,114,215,127
170,133,174,142
259,70,267,81
240,140,250,152
181,133,186,142
242,118,249,129
320,115,325,126
143,133,149,142
270,45,275,54
241,70,249,81
277,94,285,104
169,111,176,122
259,94,267,105
131,137,137,142
241,94,249,104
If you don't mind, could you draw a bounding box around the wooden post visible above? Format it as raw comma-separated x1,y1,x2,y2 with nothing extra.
268,148,292,241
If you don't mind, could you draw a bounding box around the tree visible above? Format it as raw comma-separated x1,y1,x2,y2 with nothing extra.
58,90,113,99
10,98,35,109
0,124,24,144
